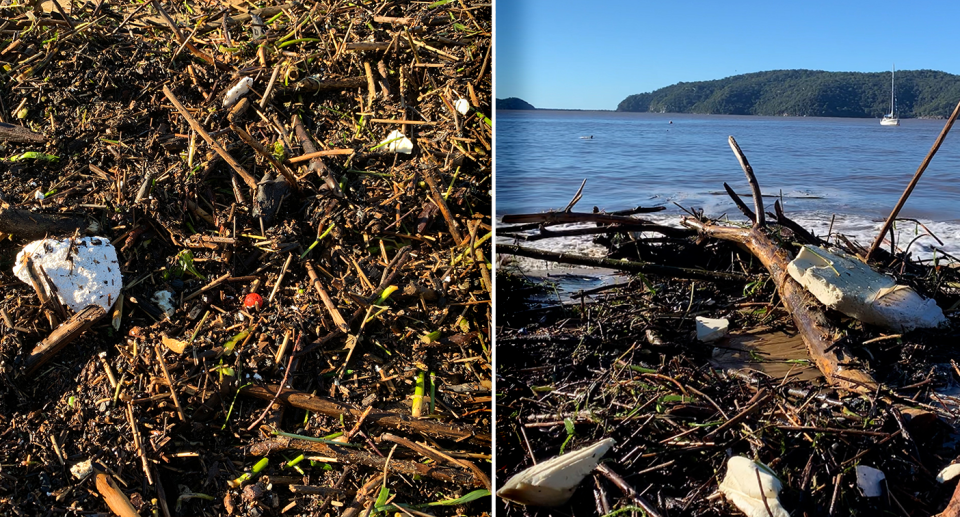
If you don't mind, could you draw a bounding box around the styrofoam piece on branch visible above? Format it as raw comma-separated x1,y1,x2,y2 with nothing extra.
696,316,729,342
787,245,946,331
855,465,885,497
718,456,789,517
938,464,960,483
381,129,413,154
497,438,615,506
14,236,121,312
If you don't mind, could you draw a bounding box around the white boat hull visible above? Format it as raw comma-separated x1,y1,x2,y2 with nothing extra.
880,116,899,126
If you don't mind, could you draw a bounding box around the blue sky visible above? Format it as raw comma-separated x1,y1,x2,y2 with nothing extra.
496,0,960,110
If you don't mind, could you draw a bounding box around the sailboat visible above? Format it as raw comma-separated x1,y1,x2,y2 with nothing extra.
881,65,900,126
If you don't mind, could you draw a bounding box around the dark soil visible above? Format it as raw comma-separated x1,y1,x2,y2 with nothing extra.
0,1,491,516
496,231,960,517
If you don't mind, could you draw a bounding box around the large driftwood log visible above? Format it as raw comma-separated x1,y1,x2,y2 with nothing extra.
682,219,877,393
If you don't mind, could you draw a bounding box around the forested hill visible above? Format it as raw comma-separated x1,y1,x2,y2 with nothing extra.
617,69,960,118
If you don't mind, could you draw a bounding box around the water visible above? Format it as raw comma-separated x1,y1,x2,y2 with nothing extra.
496,110,960,261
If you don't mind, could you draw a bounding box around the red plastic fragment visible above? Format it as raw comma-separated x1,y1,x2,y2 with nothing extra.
243,293,264,310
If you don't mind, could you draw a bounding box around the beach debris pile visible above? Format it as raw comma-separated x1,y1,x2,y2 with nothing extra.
0,0,492,515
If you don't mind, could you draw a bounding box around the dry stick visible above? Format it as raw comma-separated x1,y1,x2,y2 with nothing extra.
240,384,490,444
155,345,187,422
305,261,349,333
110,0,153,35
251,436,477,486
723,182,756,222
381,433,491,490
0,206,89,238
49,0,74,29
22,258,61,325
246,352,295,431
126,402,154,485
867,97,960,261
268,253,294,303
286,148,355,164
595,463,664,517
153,465,172,517
162,86,258,190
755,467,775,517
23,305,106,376
184,272,231,302
421,170,464,244
341,474,385,517
563,178,587,212
937,475,960,517
728,136,765,227
231,123,299,192
260,66,281,108
363,61,377,110
149,0,228,71
95,472,140,517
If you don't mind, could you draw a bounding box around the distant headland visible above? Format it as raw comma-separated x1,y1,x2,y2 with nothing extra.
496,97,536,110
618,69,960,119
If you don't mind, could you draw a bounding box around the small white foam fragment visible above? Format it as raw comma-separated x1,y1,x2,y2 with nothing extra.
454,98,470,115
696,316,729,342
223,77,254,108
152,290,176,318
787,245,946,331
497,438,615,506
718,456,789,517
70,459,93,480
14,236,121,312
938,464,960,483
381,129,413,154
855,465,885,497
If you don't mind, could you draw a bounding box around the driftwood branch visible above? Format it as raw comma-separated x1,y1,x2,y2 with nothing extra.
563,179,587,212
728,136,765,227
499,223,692,241
502,211,664,227
498,244,750,283
681,218,877,393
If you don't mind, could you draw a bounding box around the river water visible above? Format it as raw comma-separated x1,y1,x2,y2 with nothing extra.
496,110,960,261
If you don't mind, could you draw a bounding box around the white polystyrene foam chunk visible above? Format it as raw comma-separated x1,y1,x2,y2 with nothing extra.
718,456,790,517
497,438,615,506
454,98,470,115
787,245,946,331
381,129,413,154
855,465,885,497
152,290,176,318
14,236,122,312
223,77,253,108
696,316,729,342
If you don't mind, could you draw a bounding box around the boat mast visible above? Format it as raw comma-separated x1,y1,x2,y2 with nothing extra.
890,64,896,116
